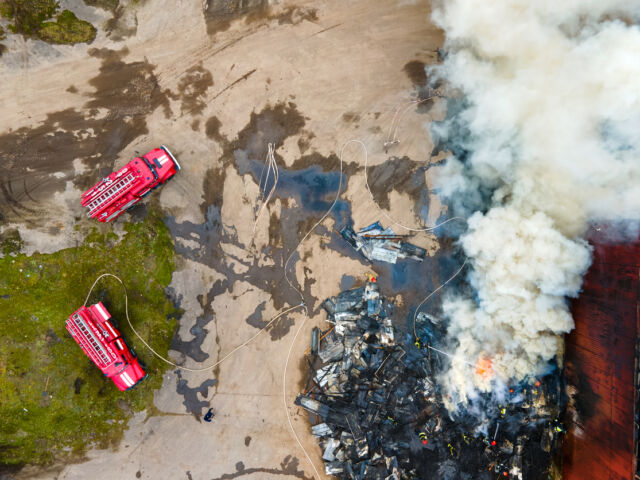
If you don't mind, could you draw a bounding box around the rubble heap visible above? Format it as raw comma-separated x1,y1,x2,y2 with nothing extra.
340,222,426,264
297,279,564,480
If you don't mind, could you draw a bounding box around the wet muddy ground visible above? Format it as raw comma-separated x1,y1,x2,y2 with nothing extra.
0,47,170,223
0,0,449,478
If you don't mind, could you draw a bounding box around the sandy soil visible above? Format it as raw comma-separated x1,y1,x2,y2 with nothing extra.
0,1,447,478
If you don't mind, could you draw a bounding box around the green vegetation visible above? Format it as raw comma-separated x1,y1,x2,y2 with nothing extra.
38,10,96,44
0,0,58,35
0,228,23,255
82,0,119,12
0,25,6,56
0,228,22,255
0,1,96,44
0,209,179,467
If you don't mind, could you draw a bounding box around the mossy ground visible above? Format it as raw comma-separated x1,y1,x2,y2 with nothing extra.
82,0,119,12
0,208,179,468
0,0,58,36
0,25,6,56
38,10,96,44
0,1,96,45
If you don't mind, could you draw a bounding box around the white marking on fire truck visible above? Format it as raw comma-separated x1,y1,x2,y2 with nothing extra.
121,372,134,387
157,154,169,165
115,339,125,350
105,322,118,337
95,303,109,320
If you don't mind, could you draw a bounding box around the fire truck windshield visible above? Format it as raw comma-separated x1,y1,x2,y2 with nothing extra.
141,157,158,181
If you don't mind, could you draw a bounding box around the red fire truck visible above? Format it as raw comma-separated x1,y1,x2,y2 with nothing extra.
66,302,146,391
81,145,180,222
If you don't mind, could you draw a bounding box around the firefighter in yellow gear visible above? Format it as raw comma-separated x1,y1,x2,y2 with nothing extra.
552,419,566,434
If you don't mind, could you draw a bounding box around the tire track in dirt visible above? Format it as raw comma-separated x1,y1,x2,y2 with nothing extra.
0,47,171,221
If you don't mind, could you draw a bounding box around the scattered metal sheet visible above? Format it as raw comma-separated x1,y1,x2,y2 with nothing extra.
311,327,319,356
323,438,341,461
324,461,344,476
318,332,345,363
296,277,564,479
340,222,427,264
312,423,333,437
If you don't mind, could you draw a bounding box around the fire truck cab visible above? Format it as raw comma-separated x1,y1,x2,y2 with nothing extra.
81,145,180,222
66,302,146,391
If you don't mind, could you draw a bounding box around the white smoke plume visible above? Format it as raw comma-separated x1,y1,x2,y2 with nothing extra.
429,1,640,408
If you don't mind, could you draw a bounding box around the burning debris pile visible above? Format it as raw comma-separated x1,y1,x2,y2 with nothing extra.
297,279,565,479
340,222,426,264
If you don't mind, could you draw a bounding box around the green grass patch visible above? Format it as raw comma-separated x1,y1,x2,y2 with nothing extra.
0,208,179,467
38,9,96,44
0,0,59,35
1,229,24,255
82,0,119,13
0,1,96,45
0,25,5,56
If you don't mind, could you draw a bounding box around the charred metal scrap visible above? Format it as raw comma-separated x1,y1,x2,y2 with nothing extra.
296,279,565,479
340,222,426,264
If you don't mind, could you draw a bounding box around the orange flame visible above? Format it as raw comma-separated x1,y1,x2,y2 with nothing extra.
475,357,494,379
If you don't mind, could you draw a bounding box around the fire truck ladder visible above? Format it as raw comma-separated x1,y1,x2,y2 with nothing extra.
72,313,110,367
86,172,136,215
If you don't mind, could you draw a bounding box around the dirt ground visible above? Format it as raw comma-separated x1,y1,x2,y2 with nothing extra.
0,0,447,478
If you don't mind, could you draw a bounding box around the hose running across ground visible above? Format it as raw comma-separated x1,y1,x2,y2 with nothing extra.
82,101,470,479
83,273,304,373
